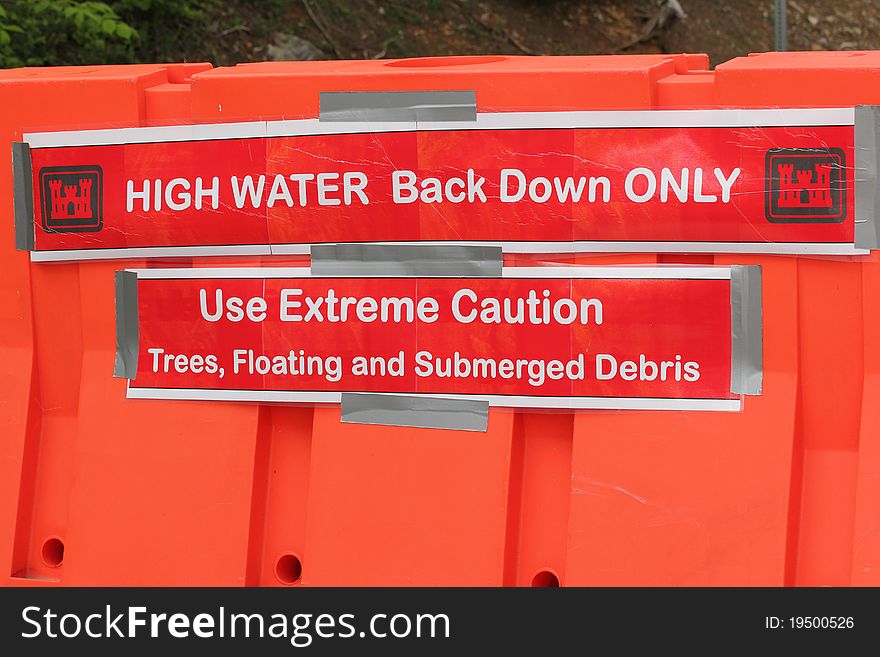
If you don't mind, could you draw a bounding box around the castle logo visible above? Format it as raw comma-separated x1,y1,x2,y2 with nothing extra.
39,166,103,232
765,149,845,223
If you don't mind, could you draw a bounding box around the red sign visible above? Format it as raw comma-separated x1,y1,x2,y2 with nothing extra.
122,266,749,411
24,108,860,261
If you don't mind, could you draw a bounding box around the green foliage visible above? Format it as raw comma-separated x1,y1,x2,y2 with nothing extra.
0,0,208,67
0,0,136,67
111,0,207,62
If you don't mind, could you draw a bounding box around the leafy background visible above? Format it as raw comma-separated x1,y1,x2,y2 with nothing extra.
0,0,219,67
0,1,876,69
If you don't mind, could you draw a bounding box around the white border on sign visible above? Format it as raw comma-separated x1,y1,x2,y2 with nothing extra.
24,107,855,147
124,386,742,412
30,240,868,262
125,264,741,411
130,265,731,279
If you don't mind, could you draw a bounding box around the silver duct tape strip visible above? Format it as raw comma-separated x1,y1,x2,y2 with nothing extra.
114,270,139,379
730,265,763,396
855,105,880,250
320,90,476,122
310,244,502,277
341,393,489,432
12,142,34,251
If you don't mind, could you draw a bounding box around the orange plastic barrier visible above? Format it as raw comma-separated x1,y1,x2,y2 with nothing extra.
1,52,879,586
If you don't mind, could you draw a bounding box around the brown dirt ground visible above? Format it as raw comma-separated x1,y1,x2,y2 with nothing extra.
194,0,880,69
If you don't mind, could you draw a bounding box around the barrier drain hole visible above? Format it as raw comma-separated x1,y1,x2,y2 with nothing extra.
531,570,559,587
41,538,64,568
275,554,303,585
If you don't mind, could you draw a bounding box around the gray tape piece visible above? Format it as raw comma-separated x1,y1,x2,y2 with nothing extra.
855,105,880,250
12,142,35,251
730,265,763,396
341,393,489,432
311,244,502,277
114,270,139,379
320,91,476,122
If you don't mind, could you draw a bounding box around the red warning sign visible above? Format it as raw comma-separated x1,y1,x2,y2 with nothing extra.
121,266,754,412
22,108,860,261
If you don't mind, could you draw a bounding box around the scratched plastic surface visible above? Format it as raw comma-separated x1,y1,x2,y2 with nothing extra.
1,53,879,586
26,124,855,255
